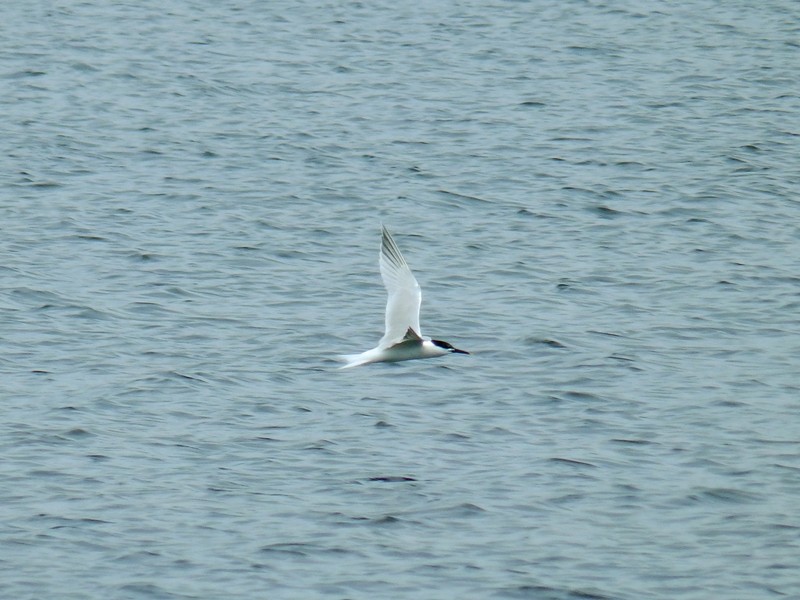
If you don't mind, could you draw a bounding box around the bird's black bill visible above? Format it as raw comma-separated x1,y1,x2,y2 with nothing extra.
431,339,470,355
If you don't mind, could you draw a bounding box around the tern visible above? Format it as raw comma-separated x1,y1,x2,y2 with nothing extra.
339,226,469,369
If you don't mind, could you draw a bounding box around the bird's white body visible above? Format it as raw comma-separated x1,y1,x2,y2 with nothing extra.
339,226,468,369
340,338,450,369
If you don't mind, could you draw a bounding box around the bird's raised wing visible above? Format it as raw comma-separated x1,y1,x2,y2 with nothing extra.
378,226,422,348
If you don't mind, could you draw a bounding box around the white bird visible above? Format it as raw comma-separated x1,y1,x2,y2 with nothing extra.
339,226,469,368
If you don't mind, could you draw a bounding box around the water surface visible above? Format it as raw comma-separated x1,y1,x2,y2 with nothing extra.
2,1,799,598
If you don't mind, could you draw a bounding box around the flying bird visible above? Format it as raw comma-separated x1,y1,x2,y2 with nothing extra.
339,226,469,368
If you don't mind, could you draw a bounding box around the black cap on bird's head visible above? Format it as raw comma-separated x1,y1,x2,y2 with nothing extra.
431,339,470,354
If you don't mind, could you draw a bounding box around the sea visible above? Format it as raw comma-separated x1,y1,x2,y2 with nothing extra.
2,1,799,598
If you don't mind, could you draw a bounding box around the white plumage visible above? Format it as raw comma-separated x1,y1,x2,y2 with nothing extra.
339,226,468,369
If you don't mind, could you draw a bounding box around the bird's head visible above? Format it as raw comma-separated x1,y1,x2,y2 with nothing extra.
431,339,470,355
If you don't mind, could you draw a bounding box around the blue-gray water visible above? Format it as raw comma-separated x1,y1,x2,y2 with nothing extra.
2,1,799,598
